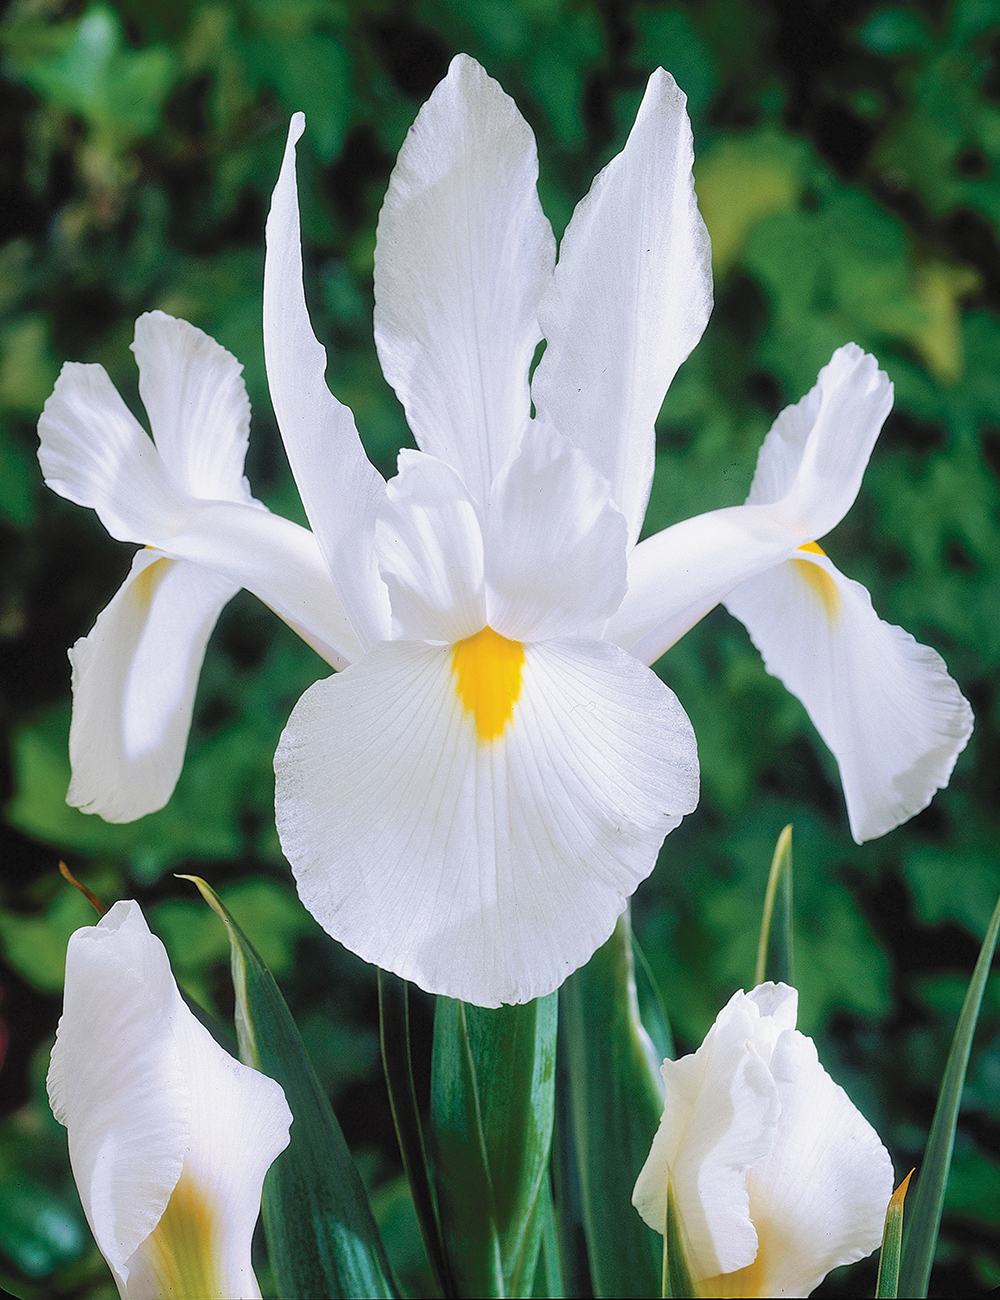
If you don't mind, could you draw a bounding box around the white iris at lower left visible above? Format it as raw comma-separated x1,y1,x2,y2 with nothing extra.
47,900,292,1300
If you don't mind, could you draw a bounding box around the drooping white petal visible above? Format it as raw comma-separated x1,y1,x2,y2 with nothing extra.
48,901,291,1300
373,54,555,506
717,1028,894,1298
47,901,190,1283
264,114,390,647
132,311,253,503
607,504,804,665
724,549,973,842
485,422,628,641
532,68,712,546
633,987,788,1280
67,550,237,823
607,345,895,666
375,450,486,642
746,343,894,540
275,636,697,1007
38,361,183,542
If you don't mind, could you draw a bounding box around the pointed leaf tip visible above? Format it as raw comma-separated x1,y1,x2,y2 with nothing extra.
875,1170,914,1299
755,824,793,987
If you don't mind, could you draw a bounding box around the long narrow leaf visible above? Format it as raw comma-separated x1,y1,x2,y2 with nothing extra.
755,824,794,987
378,969,454,1298
561,911,663,1298
183,876,396,1300
431,995,558,1298
431,997,504,1298
875,1170,913,1299
552,1025,593,1298
898,889,1000,1298
531,1173,565,1299
631,929,675,1061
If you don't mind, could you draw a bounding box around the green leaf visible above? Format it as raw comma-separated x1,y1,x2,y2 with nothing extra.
898,889,1000,1297
430,998,503,1298
755,823,794,987
662,1185,696,1300
16,3,175,140
561,912,662,1298
183,876,396,1300
530,1173,564,1298
378,970,454,1297
876,1170,913,1299
431,994,558,1298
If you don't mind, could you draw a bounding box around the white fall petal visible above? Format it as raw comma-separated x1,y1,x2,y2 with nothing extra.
632,983,894,1298
67,550,237,823
611,343,972,840
276,635,696,1007
724,550,973,841
37,311,356,820
47,900,291,1300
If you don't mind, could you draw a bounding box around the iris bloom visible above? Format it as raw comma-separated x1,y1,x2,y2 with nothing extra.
47,899,292,1300
38,57,970,1006
632,983,894,1298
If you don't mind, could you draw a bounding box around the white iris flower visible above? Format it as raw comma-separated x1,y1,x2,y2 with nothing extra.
38,57,971,1006
632,983,895,1298
47,900,291,1299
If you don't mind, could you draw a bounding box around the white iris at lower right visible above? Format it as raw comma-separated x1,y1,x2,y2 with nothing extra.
633,982,894,1298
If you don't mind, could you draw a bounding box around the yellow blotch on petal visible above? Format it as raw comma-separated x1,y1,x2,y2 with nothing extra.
699,1254,768,1299
451,626,525,743
792,542,840,620
138,1169,228,1299
133,554,172,618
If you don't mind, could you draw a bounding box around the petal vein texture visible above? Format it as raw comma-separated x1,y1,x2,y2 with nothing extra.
724,552,973,841
533,68,712,546
274,638,698,1006
374,54,555,507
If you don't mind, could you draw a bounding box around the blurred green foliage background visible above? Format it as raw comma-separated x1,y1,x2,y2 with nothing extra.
0,0,998,1294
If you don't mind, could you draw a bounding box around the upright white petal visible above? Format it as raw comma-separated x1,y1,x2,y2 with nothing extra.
607,345,895,665
724,549,973,841
373,54,555,505
67,550,237,822
38,323,360,668
275,636,697,1007
485,422,628,641
38,362,183,542
746,343,894,539
265,114,390,648
375,450,486,642
48,901,291,1300
532,68,712,546
132,311,253,503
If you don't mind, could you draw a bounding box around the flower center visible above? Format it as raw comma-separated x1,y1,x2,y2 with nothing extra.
792,541,840,619
451,626,525,743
